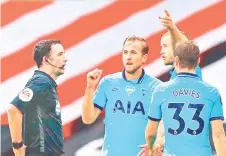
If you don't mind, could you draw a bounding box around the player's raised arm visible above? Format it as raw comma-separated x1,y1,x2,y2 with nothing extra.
159,10,188,50
82,68,103,124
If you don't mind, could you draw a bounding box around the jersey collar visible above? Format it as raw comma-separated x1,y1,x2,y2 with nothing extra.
122,69,145,84
177,72,199,79
34,70,58,87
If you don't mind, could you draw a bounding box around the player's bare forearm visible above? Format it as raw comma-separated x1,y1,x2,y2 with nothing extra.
169,27,185,48
82,86,100,124
156,120,164,139
212,133,226,156
145,121,158,152
155,135,165,148
146,134,155,150
211,120,226,156
7,104,23,142
155,120,165,148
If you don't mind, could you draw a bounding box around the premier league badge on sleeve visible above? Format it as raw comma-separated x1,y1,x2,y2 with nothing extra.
19,88,33,102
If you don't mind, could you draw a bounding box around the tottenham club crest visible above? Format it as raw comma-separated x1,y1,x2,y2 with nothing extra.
55,100,61,116
125,86,135,96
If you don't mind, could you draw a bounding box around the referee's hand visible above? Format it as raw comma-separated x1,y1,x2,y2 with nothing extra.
87,68,103,88
13,144,26,156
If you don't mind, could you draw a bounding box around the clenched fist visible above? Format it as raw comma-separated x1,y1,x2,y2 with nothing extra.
86,68,103,88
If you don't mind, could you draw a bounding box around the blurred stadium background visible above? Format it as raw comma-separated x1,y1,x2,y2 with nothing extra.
1,0,226,155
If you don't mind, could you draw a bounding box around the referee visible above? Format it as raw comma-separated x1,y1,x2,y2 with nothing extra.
7,40,67,156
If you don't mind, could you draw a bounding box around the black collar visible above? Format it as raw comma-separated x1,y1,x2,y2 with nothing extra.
122,69,145,84
34,70,57,87
177,72,199,79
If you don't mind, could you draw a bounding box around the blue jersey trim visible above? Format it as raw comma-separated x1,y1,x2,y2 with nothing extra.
177,72,199,78
122,69,145,84
137,69,145,83
210,116,224,121
94,103,104,111
170,66,203,81
148,116,161,121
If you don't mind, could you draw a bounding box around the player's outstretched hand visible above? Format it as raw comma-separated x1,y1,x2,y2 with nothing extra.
86,68,103,88
159,10,176,31
137,144,152,156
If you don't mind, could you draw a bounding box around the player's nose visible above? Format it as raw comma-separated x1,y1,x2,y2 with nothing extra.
64,54,68,62
126,53,132,60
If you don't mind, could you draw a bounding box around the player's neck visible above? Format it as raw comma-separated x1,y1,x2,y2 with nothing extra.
125,68,143,81
176,68,196,74
39,67,58,80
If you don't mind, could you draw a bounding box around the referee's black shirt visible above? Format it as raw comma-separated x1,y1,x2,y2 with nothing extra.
11,70,64,155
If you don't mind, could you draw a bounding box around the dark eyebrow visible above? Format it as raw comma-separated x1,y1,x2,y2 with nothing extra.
161,43,167,46
131,50,137,53
58,51,64,55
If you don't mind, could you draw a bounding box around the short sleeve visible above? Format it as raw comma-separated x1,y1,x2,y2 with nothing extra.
93,77,107,111
11,82,49,113
148,86,164,121
210,90,224,121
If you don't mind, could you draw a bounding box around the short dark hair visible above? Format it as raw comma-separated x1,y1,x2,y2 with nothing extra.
174,40,200,69
123,35,149,55
33,40,61,68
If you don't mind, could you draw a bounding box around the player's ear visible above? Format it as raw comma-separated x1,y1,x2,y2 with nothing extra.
142,53,148,64
174,56,180,67
43,56,49,65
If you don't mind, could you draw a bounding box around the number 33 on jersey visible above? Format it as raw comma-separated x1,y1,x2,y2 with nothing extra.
148,73,224,156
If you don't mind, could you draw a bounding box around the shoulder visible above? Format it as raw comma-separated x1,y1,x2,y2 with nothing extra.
154,80,175,93
143,74,162,89
198,81,220,95
145,74,162,84
17,75,51,102
26,74,51,91
100,72,123,84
